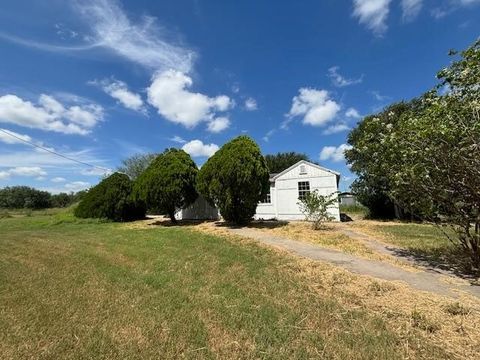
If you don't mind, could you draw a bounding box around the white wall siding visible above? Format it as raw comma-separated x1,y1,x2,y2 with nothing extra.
255,161,340,221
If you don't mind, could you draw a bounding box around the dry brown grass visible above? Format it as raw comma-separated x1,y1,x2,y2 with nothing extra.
292,258,480,360
185,219,480,359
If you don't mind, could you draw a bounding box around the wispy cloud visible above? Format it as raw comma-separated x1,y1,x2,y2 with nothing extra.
401,0,423,21
352,0,392,36
170,135,187,144
73,0,195,72
328,66,363,87
0,0,195,72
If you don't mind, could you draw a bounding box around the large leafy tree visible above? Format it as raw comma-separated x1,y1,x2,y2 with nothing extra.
264,152,309,173
133,149,198,223
118,153,158,180
197,136,269,225
74,173,145,222
346,39,480,267
345,102,414,219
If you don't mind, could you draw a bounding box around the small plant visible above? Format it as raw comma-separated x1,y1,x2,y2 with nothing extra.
444,302,470,316
411,310,440,333
297,191,338,230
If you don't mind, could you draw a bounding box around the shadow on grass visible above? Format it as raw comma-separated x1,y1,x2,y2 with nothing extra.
390,246,479,281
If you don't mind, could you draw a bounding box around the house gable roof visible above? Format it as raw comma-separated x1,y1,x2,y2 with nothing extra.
271,160,340,181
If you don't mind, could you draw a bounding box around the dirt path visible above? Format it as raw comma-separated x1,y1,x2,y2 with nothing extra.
227,227,480,298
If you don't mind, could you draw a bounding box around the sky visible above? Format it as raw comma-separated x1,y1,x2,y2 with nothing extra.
0,0,479,193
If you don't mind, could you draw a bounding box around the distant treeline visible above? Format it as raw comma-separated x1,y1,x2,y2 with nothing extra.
0,186,87,209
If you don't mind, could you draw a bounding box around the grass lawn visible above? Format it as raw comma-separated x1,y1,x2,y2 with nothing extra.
351,221,474,276
0,209,476,359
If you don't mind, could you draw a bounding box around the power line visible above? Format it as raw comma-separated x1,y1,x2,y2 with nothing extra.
0,128,113,173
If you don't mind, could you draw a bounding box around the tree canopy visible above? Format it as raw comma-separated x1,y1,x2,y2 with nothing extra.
117,153,158,180
197,136,269,225
264,152,310,173
346,39,480,267
132,149,198,223
74,172,145,222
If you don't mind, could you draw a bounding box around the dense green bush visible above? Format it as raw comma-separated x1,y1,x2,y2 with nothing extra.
0,186,52,209
197,136,269,225
74,173,145,221
133,149,198,223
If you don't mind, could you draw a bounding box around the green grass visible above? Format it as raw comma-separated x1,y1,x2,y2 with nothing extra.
371,223,473,275
0,209,448,359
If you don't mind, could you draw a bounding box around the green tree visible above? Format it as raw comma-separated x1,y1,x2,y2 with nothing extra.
0,186,51,209
298,191,338,230
346,39,480,268
197,136,269,225
264,152,309,173
118,153,158,180
51,193,74,208
345,102,414,219
133,149,198,223
74,173,145,221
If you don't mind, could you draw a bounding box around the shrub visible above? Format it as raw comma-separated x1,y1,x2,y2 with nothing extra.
133,149,198,223
297,191,338,230
74,173,145,222
197,136,269,225
0,186,52,209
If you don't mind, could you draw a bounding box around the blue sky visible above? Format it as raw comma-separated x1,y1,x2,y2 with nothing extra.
0,0,478,193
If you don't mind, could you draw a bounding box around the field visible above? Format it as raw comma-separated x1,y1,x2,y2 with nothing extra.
1,209,480,359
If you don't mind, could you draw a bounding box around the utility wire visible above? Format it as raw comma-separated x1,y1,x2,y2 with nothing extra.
0,128,113,173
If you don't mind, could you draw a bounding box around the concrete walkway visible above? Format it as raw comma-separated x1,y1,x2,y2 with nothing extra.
227,227,480,298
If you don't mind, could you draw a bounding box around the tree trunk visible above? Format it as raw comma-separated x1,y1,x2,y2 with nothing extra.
169,210,177,224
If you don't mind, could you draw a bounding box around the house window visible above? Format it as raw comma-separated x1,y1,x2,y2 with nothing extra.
299,165,307,174
298,181,310,200
260,192,271,204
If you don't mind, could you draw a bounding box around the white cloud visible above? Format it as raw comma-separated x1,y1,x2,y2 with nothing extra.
352,0,392,36
0,0,195,72
401,0,423,20
80,168,112,176
73,0,195,72
147,70,234,130
92,79,145,113
182,140,219,158
0,166,47,179
207,117,230,133
0,128,32,144
263,129,276,142
0,94,103,135
170,135,187,144
244,97,258,111
286,88,340,127
345,107,362,119
328,67,363,87
64,181,90,192
319,144,352,163
322,123,351,135
51,177,66,183
370,90,390,102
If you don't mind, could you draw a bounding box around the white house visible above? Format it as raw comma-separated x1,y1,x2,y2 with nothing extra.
255,160,340,221
175,160,340,221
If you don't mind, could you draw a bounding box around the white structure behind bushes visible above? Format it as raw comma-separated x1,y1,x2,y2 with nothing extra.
255,160,340,221
176,160,340,221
